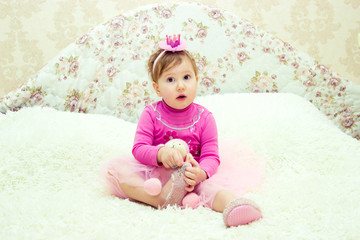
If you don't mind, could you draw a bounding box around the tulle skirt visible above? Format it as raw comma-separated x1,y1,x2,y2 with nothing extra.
100,139,265,209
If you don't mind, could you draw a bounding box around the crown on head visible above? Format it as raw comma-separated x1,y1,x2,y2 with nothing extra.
152,34,187,73
166,34,181,48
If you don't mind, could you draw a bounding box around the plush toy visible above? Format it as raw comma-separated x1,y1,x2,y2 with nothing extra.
181,192,200,209
143,178,163,196
142,140,198,206
164,138,189,158
143,138,201,209
144,139,189,196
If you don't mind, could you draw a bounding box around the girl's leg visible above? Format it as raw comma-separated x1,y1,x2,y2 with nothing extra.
212,190,262,227
212,190,236,213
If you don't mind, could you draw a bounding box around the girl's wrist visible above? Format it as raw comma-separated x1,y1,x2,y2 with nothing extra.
156,147,164,165
200,169,208,181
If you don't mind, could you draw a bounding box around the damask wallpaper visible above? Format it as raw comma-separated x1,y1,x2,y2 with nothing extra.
1,0,359,98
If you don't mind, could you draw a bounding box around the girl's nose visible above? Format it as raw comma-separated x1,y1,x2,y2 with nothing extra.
177,80,185,91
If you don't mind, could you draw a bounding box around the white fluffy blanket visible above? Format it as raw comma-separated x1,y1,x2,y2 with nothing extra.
1,93,359,240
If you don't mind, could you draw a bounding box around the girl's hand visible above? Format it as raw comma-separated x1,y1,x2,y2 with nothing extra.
184,153,208,192
157,146,184,169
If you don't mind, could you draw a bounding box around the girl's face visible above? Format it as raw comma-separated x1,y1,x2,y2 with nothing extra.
152,56,198,110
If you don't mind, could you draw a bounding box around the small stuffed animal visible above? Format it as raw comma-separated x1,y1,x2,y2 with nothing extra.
182,192,200,209
143,139,189,196
144,139,201,208
164,138,189,159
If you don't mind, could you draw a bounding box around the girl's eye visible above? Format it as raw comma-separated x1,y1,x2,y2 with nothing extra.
167,77,175,83
184,74,191,80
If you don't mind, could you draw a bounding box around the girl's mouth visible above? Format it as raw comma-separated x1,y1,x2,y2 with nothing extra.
177,95,186,101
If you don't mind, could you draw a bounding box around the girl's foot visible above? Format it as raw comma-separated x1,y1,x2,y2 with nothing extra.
223,198,262,227
160,162,190,209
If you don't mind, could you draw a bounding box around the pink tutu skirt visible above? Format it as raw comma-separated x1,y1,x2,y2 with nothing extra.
100,139,265,208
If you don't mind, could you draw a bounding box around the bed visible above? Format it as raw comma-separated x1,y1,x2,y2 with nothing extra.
1,2,360,239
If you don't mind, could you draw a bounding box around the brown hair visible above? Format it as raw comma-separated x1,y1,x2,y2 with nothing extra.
148,49,198,83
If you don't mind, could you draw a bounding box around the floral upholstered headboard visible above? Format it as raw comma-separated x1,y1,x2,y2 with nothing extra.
1,2,359,139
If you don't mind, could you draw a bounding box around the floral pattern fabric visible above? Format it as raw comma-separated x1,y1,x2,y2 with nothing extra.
0,2,359,139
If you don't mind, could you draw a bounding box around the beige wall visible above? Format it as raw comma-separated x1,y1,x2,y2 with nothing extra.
1,0,359,98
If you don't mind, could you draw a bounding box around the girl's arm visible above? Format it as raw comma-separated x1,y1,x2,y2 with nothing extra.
132,108,162,166
132,107,184,168
184,112,220,191
198,113,220,178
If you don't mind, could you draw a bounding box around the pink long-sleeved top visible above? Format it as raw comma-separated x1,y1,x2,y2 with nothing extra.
132,100,220,177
